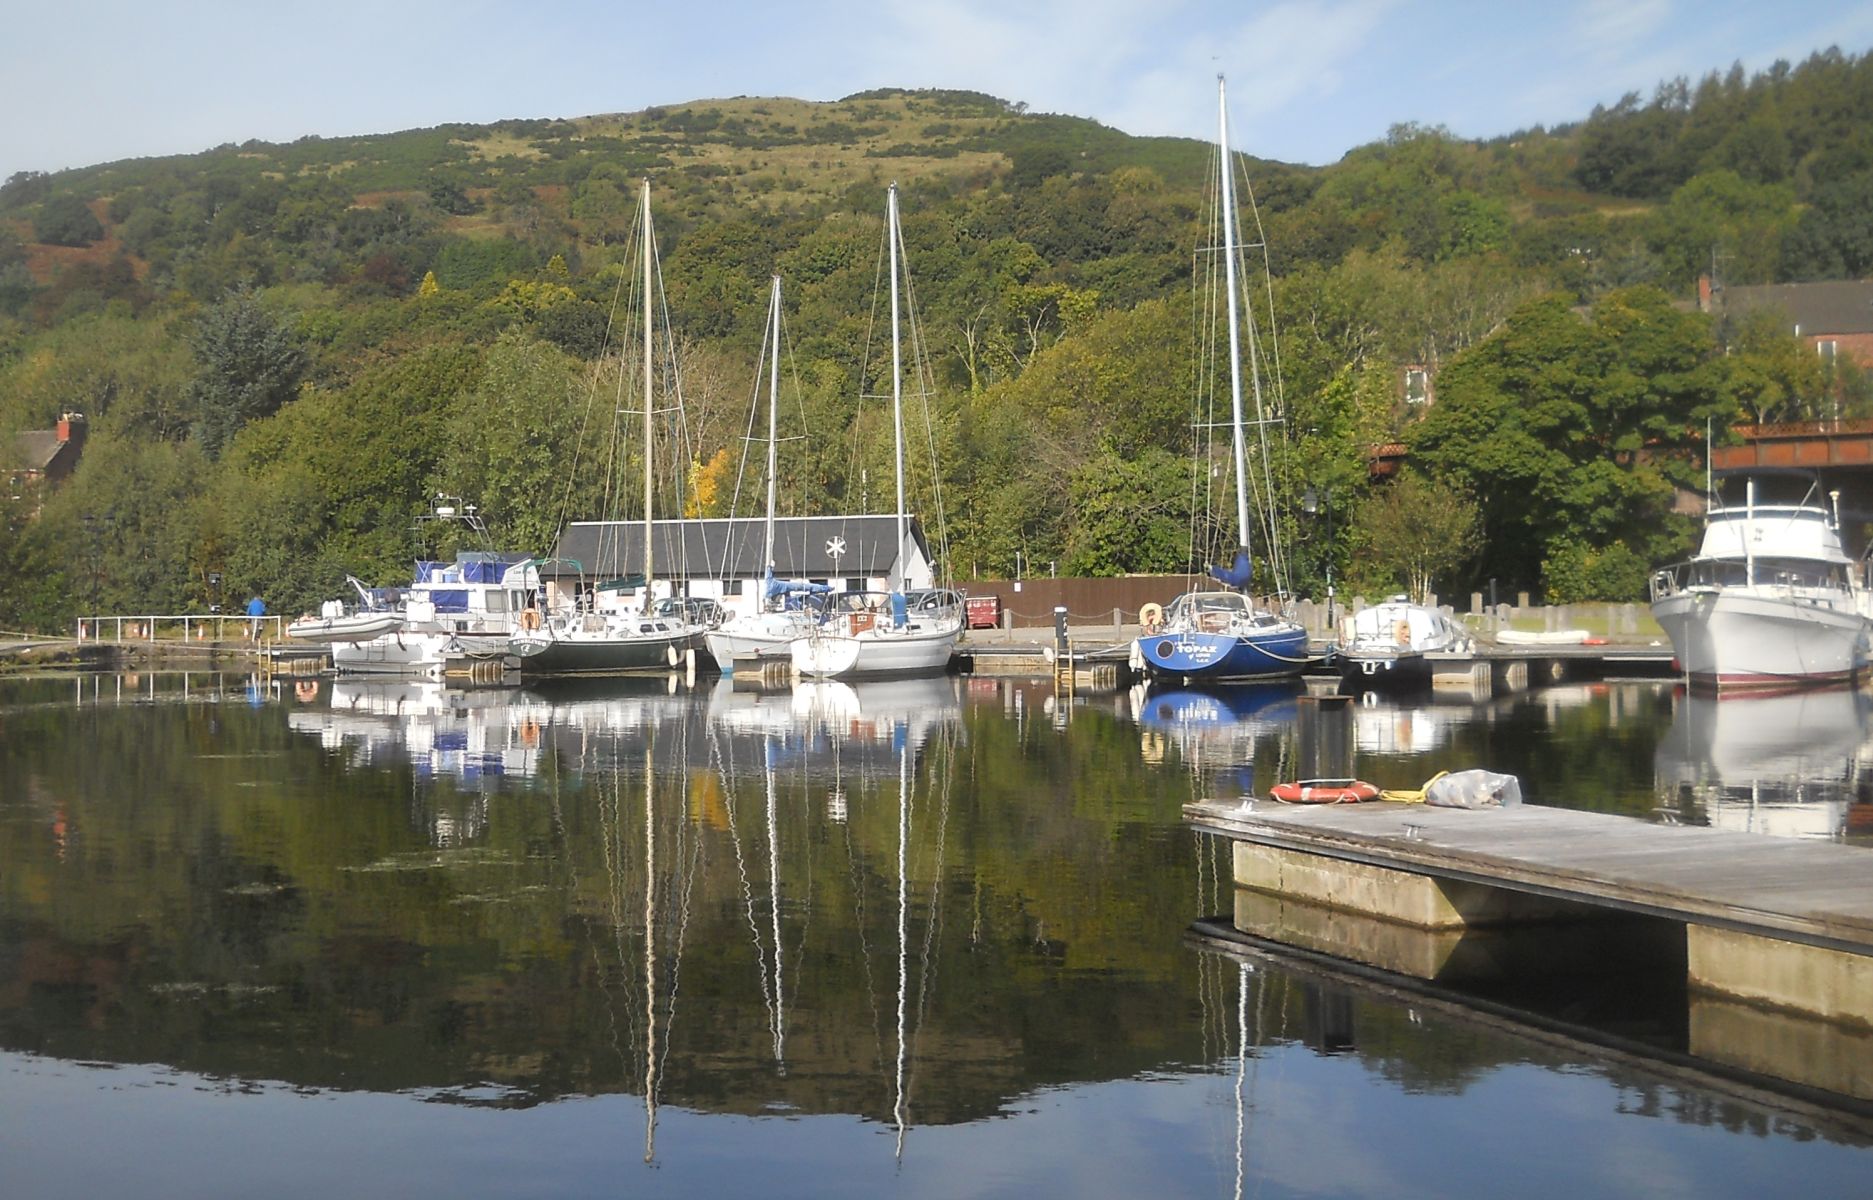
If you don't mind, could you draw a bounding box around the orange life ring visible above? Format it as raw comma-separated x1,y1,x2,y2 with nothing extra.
1269,779,1381,805
519,608,542,631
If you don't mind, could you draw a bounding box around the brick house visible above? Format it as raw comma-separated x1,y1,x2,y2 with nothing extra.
1703,277,1873,368
8,412,87,513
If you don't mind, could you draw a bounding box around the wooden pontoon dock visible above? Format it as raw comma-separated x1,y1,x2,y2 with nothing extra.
1186,797,1873,1030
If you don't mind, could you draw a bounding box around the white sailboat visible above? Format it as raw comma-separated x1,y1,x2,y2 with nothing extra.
1131,77,1308,684
704,276,829,665
790,184,963,679
511,180,705,676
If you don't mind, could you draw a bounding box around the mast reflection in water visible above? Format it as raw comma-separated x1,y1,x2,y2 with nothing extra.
0,672,1866,1198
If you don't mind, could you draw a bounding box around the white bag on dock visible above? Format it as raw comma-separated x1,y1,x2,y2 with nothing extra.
1424,770,1522,809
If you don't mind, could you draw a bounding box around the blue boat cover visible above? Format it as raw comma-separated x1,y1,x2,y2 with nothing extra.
1208,547,1254,590
764,575,834,599
429,590,469,612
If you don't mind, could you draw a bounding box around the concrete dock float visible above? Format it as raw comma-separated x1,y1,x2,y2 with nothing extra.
1186,797,1873,1029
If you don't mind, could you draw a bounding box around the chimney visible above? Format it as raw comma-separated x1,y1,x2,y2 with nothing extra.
1696,275,1712,313
56,412,86,446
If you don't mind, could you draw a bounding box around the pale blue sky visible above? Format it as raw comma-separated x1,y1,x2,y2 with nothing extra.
4,0,1872,184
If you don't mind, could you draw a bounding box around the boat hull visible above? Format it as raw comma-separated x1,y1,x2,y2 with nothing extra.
704,612,820,667
789,624,959,679
1337,651,1434,693
510,629,696,677
1651,586,1871,691
1133,625,1309,682
285,612,404,644
331,630,510,676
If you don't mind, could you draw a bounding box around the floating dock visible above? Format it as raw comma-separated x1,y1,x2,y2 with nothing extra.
1186,797,1873,1032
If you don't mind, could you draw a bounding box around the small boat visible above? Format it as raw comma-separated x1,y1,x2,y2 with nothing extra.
1650,471,1872,692
285,578,403,644
788,184,962,680
511,180,706,677
702,276,836,666
1131,78,1307,685
1338,595,1474,692
331,552,539,676
791,587,966,679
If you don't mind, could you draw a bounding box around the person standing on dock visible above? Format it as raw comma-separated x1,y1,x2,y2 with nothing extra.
246,594,267,640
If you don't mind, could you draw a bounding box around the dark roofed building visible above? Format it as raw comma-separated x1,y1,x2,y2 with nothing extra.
1710,278,1873,368
540,515,938,618
8,412,87,514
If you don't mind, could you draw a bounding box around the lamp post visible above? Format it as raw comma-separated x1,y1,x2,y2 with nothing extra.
1302,486,1335,633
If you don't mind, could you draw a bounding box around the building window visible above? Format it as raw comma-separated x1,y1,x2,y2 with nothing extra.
721,579,743,596
1818,339,1839,362
1404,367,1429,405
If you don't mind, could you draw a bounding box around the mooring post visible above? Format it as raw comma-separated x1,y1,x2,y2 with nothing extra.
1294,693,1354,782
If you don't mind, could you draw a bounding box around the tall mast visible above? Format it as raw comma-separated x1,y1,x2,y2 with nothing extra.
641,180,656,614
888,184,908,587
764,275,782,579
1216,77,1253,554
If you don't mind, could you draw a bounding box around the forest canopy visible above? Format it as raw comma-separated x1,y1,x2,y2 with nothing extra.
5,52,1873,627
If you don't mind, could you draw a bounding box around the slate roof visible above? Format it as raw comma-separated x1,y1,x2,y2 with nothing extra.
1719,280,1873,336
543,515,930,580
12,431,65,472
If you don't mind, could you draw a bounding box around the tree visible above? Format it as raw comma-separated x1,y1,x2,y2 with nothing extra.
1780,170,1873,279
32,193,104,247
1347,471,1481,602
1007,146,1072,190
189,288,309,459
1721,306,1830,422
1410,288,1728,591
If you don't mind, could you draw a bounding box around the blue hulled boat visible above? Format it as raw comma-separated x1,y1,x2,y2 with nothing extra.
1131,77,1309,685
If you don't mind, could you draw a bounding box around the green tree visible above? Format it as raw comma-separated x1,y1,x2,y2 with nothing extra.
31,193,104,247
1410,288,1728,592
188,289,309,459
1780,170,1873,279
1721,306,1830,422
1347,471,1481,602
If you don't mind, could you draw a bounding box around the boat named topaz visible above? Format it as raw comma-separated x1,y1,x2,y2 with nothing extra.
1650,472,1872,692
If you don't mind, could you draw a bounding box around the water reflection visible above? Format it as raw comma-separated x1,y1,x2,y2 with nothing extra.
1,672,1870,1196
1655,686,1873,841
1131,682,1302,794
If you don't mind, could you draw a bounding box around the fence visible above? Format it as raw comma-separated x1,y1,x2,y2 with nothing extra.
75,613,286,644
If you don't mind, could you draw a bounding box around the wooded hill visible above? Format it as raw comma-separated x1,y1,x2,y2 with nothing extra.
3,48,1873,627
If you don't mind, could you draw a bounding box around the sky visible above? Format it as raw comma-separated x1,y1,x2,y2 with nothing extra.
4,0,1873,184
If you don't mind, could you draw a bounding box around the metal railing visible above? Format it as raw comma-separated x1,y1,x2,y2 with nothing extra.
75,613,286,644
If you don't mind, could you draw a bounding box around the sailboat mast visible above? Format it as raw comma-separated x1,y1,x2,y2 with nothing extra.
888,184,908,584
1216,77,1253,554
764,275,782,578
641,180,656,614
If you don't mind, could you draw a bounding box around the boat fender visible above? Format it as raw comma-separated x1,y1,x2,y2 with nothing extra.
665,642,680,668
1141,602,1164,634
1269,780,1380,804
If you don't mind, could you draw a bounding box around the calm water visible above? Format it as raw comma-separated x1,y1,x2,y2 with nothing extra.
0,671,1868,1199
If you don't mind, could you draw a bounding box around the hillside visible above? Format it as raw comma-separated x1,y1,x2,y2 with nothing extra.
2,50,1872,625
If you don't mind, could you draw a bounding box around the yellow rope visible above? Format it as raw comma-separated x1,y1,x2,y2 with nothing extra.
1379,770,1449,805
